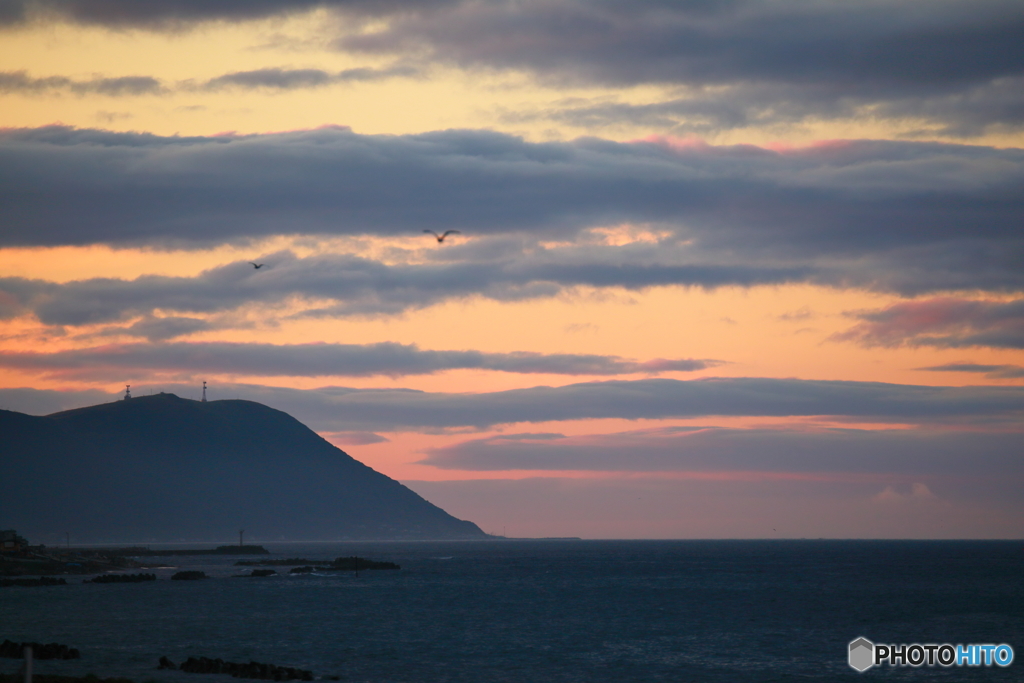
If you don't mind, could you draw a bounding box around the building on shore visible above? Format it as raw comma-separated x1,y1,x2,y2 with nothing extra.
0,529,28,555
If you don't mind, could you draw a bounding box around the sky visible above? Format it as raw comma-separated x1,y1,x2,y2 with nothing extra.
1,0,1023,539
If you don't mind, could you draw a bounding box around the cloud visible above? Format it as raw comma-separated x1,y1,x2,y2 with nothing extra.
0,65,418,98
0,70,164,95
5,2,1023,135
107,315,213,342
917,363,1024,379
873,482,937,503
515,78,1024,138
6,377,1022,431
1,126,1022,300
835,298,1024,349
336,0,1024,134
1,0,457,28
0,251,809,326
777,307,814,322
418,425,1024,478
340,1,1024,89
0,340,720,380
199,65,419,91
323,430,389,445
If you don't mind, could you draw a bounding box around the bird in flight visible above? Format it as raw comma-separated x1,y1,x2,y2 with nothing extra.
249,262,264,269
424,230,461,243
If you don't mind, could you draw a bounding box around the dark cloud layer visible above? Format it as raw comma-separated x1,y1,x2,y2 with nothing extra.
0,65,416,97
337,0,1024,133
0,340,718,379
0,251,811,326
6,377,1020,432
521,77,1024,138
1,126,1021,300
200,65,419,90
419,426,1024,478
0,0,456,27
918,363,1024,379
216,377,1024,432
10,0,1020,98
0,70,164,95
5,2,1023,134
837,298,1024,349
343,1,1024,87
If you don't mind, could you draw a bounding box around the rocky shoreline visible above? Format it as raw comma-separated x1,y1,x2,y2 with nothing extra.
1,546,269,578
0,675,132,683
1,642,316,681
1,555,399,586
161,656,314,681
0,640,80,660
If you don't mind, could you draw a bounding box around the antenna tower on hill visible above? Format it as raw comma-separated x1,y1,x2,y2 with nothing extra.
202,380,207,403
124,384,131,400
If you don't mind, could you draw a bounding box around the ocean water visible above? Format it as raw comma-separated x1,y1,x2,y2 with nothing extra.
1,540,1022,682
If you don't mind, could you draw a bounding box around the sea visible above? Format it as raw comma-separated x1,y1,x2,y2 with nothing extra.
2,540,1022,682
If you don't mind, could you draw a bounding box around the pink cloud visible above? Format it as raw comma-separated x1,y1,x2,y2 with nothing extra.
834,297,1024,349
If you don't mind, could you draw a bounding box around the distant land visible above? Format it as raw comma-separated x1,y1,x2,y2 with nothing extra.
0,393,487,543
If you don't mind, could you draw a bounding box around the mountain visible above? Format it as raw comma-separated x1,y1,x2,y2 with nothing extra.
0,393,487,543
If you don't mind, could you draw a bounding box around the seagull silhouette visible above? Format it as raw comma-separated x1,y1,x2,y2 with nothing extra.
249,262,264,269
423,230,461,243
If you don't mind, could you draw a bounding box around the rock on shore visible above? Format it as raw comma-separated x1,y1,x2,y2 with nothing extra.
162,656,314,681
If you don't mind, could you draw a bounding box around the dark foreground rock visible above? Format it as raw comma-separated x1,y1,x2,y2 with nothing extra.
249,569,277,577
0,576,67,587
171,656,313,681
232,569,277,578
86,573,156,584
0,640,80,660
288,566,315,574
171,571,207,581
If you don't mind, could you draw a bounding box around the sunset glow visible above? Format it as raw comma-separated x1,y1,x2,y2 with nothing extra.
2,0,1022,538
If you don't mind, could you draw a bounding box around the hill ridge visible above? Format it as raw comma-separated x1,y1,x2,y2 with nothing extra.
1,393,486,543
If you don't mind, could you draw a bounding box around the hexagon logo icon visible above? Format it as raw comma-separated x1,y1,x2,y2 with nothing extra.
849,637,874,672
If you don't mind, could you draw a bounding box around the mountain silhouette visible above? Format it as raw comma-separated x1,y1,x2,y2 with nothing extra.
1,393,486,543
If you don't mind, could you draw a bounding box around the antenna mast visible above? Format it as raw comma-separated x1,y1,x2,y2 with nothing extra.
124,384,131,400
201,380,207,403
